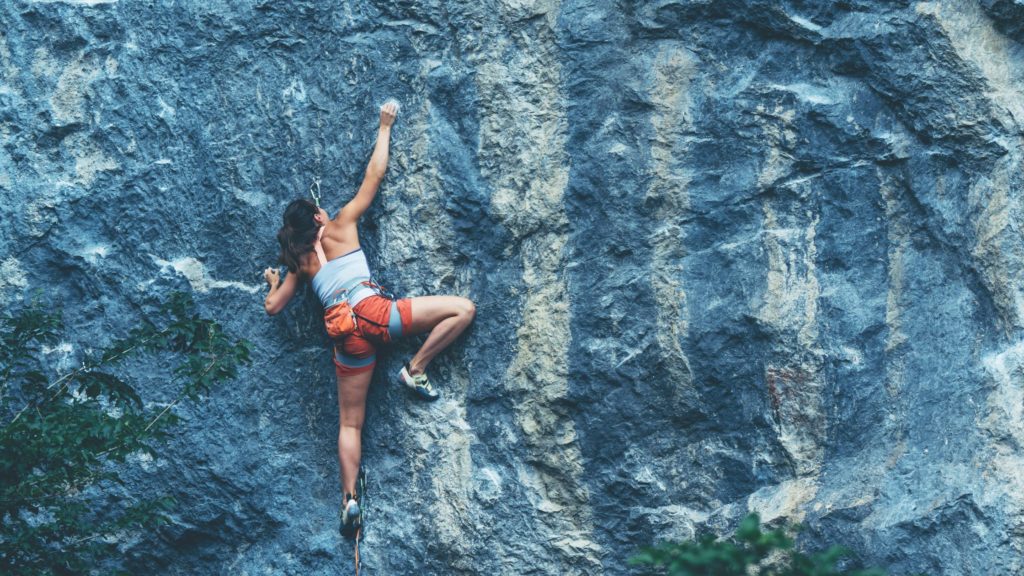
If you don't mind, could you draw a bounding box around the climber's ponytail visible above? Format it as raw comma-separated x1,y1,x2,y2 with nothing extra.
277,199,320,273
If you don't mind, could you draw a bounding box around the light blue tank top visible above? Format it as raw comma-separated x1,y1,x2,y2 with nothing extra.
310,229,375,309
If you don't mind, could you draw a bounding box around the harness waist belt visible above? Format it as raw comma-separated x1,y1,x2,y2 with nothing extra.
325,276,375,309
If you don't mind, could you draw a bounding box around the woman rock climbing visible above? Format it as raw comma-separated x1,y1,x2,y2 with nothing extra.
262,101,476,537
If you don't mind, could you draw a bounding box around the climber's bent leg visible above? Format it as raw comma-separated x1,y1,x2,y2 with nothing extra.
405,296,475,375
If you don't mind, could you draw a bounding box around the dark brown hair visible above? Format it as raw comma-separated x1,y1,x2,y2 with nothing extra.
277,199,319,273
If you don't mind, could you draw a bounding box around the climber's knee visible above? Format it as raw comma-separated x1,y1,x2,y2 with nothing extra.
458,297,476,323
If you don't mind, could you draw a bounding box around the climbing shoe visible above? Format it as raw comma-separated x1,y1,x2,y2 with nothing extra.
339,493,361,539
398,363,439,401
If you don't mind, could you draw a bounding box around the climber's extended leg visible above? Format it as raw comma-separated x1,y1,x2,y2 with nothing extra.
336,365,372,498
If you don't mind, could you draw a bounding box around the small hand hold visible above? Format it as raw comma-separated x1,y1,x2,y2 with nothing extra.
380,99,399,127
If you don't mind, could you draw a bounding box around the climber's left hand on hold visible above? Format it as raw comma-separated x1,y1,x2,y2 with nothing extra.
264,267,280,287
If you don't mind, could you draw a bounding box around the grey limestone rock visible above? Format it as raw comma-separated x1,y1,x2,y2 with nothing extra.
2,0,1023,574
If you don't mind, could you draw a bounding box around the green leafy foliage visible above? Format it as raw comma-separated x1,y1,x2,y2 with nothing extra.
630,513,888,576
0,292,251,575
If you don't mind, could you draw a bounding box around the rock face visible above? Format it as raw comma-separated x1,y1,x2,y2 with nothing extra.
2,1,1023,574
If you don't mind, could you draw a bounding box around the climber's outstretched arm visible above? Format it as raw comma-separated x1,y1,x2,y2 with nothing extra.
337,102,399,224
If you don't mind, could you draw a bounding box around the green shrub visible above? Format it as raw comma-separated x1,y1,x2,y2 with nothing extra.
0,292,251,575
630,513,887,576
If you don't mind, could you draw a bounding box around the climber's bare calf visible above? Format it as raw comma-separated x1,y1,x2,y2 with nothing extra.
405,296,476,375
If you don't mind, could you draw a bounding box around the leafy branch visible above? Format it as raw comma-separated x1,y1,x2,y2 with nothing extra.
0,292,251,575
630,513,889,576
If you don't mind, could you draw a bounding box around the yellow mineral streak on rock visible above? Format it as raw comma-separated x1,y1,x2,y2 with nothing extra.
967,158,1024,331
31,51,122,187
0,257,29,305
647,45,696,404
879,172,909,410
1,36,20,191
476,0,602,571
65,132,118,186
760,203,820,349
919,1,1024,331
424,399,476,572
917,0,1024,121
32,46,59,79
921,9,1024,565
51,55,102,125
881,176,908,356
0,35,19,90
758,138,824,482
979,342,1024,569
877,171,915,485
747,477,819,523
799,211,820,349
756,105,796,190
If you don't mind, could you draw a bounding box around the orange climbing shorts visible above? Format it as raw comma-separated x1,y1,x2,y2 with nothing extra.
333,295,413,377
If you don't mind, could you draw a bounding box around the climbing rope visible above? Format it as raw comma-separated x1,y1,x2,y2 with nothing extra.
354,531,360,575
353,467,366,575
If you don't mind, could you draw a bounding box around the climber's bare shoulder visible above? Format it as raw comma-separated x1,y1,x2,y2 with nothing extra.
320,218,361,260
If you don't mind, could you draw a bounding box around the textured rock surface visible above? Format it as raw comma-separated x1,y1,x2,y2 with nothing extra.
2,1,1024,574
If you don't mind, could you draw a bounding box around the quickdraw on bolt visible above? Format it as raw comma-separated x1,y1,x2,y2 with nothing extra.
310,178,323,208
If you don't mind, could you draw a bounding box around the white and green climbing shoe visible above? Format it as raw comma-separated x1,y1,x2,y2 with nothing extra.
398,363,439,401
340,494,361,539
